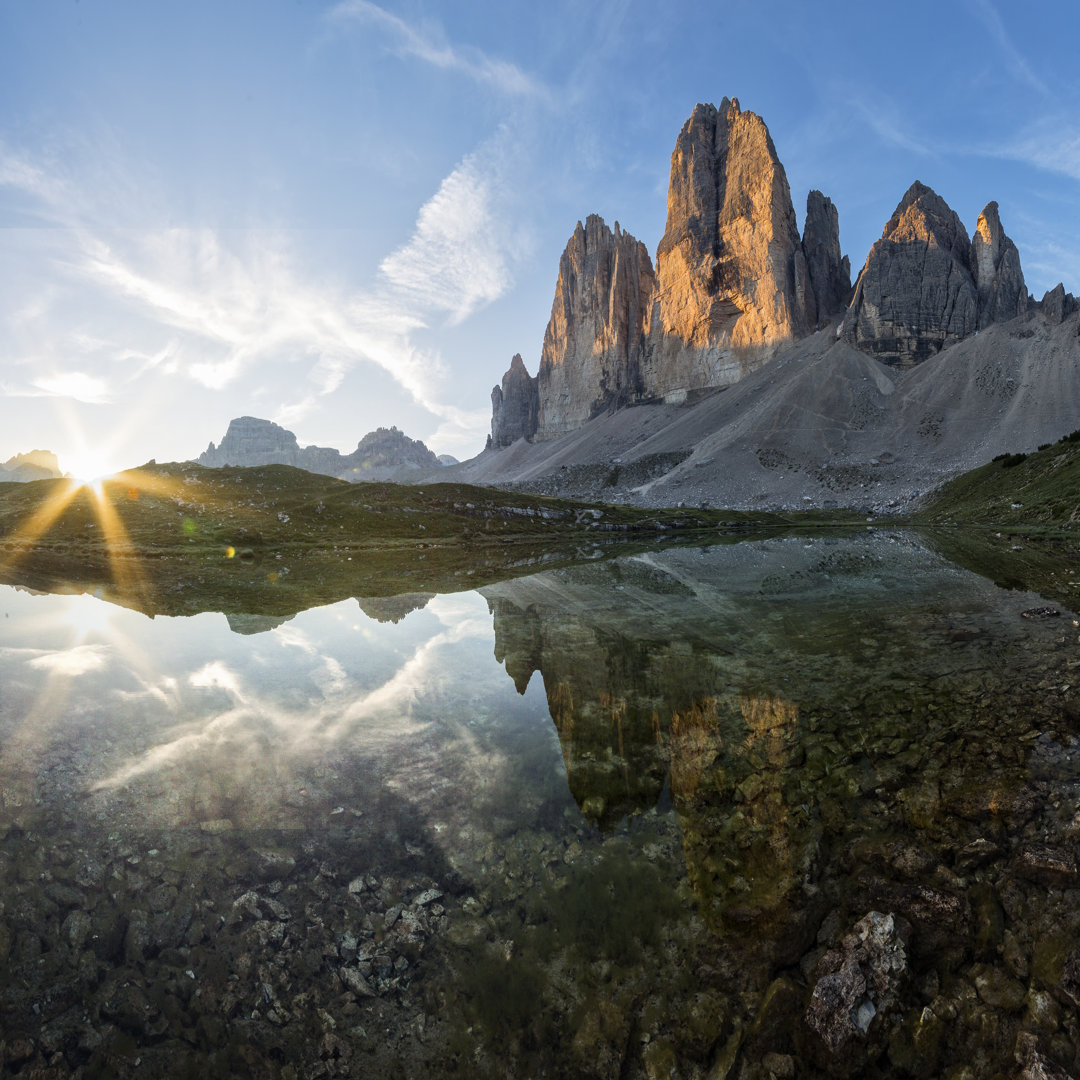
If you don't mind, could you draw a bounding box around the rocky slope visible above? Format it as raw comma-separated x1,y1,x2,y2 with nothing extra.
443,303,1080,512
198,417,442,481
0,450,63,483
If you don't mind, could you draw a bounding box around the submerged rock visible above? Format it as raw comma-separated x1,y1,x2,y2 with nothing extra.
805,910,910,1051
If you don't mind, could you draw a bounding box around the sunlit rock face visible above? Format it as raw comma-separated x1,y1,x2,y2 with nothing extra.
642,98,812,400
489,353,539,448
486,99,853,446
534,216,655,440
842,183,1028,365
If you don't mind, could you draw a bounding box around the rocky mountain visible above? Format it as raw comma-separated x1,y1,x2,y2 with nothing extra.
536,216,655,439
840,183,1029,364
0,450,63,483
489,97,852,448
469,96,1080,509
490,354,539,449
198,417,443,481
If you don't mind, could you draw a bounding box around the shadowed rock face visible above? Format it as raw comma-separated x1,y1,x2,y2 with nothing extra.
801,190,851,328
0,450,63,482
841,183,1028,366
972,201,1027,330
535,215,655,440
489,354,539,448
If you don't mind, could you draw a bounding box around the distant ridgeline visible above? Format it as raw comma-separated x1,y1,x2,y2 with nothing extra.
197,417,453,482
0,450,63,483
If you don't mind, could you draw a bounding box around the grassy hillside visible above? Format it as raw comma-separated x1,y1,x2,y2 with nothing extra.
917,430,1080,530
0,462,856,618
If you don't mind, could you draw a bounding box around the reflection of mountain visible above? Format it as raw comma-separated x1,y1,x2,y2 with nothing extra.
481,535,1080,984
357,593,434,624
481,537,937,829
226,612,295,635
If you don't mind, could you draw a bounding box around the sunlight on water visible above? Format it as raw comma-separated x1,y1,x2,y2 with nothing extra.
1,533,1079,1078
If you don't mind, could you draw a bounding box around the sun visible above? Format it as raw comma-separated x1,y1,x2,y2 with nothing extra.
64,448,118,491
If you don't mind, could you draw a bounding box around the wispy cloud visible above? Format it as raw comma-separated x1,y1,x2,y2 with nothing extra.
379,150,513,325
991,121,1080,182
850,97,934,157
965,0,1052,99
0,129,524,456
2,370,113,404
327,0,548,100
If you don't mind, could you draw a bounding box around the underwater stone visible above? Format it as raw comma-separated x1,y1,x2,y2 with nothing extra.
805,910,910,1051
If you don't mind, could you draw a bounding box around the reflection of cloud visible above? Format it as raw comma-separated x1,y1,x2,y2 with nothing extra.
189,661,243,697
327,0,548,100
92,615,488,792
27,644,110,677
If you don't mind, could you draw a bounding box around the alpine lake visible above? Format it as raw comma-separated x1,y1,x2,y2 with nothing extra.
3,524,1080,1080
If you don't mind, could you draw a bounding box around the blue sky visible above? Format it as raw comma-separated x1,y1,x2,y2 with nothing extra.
2,0,1080,475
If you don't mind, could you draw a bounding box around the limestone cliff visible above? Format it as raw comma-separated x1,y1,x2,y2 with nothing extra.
489,353,539,448
642,97,811,400
801,190,851,327
534,215,655,440
841,183,1025,366
972,201,1027,329
487,99,854,446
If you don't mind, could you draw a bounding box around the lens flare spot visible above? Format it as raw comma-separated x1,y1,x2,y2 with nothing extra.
182,518,197,536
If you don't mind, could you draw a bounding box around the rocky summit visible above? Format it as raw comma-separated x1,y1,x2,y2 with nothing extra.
841,182,1029,365
198,417,442,482
489,99,852,450
473,97,1080,509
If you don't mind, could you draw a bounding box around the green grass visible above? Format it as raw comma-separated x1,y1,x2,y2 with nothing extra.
916,429,1080,532
0,461,861,618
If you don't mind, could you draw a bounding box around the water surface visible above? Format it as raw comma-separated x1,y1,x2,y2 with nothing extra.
2,531,1079,1078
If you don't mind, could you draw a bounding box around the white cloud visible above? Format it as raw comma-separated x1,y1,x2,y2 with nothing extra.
327,0,548,100
379,152,512,325
1,370,113,404
0,125,527,457
32,371,113,404
993,122,1080,182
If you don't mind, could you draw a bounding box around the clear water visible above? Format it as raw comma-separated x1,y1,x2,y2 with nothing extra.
1,531,1079,1078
